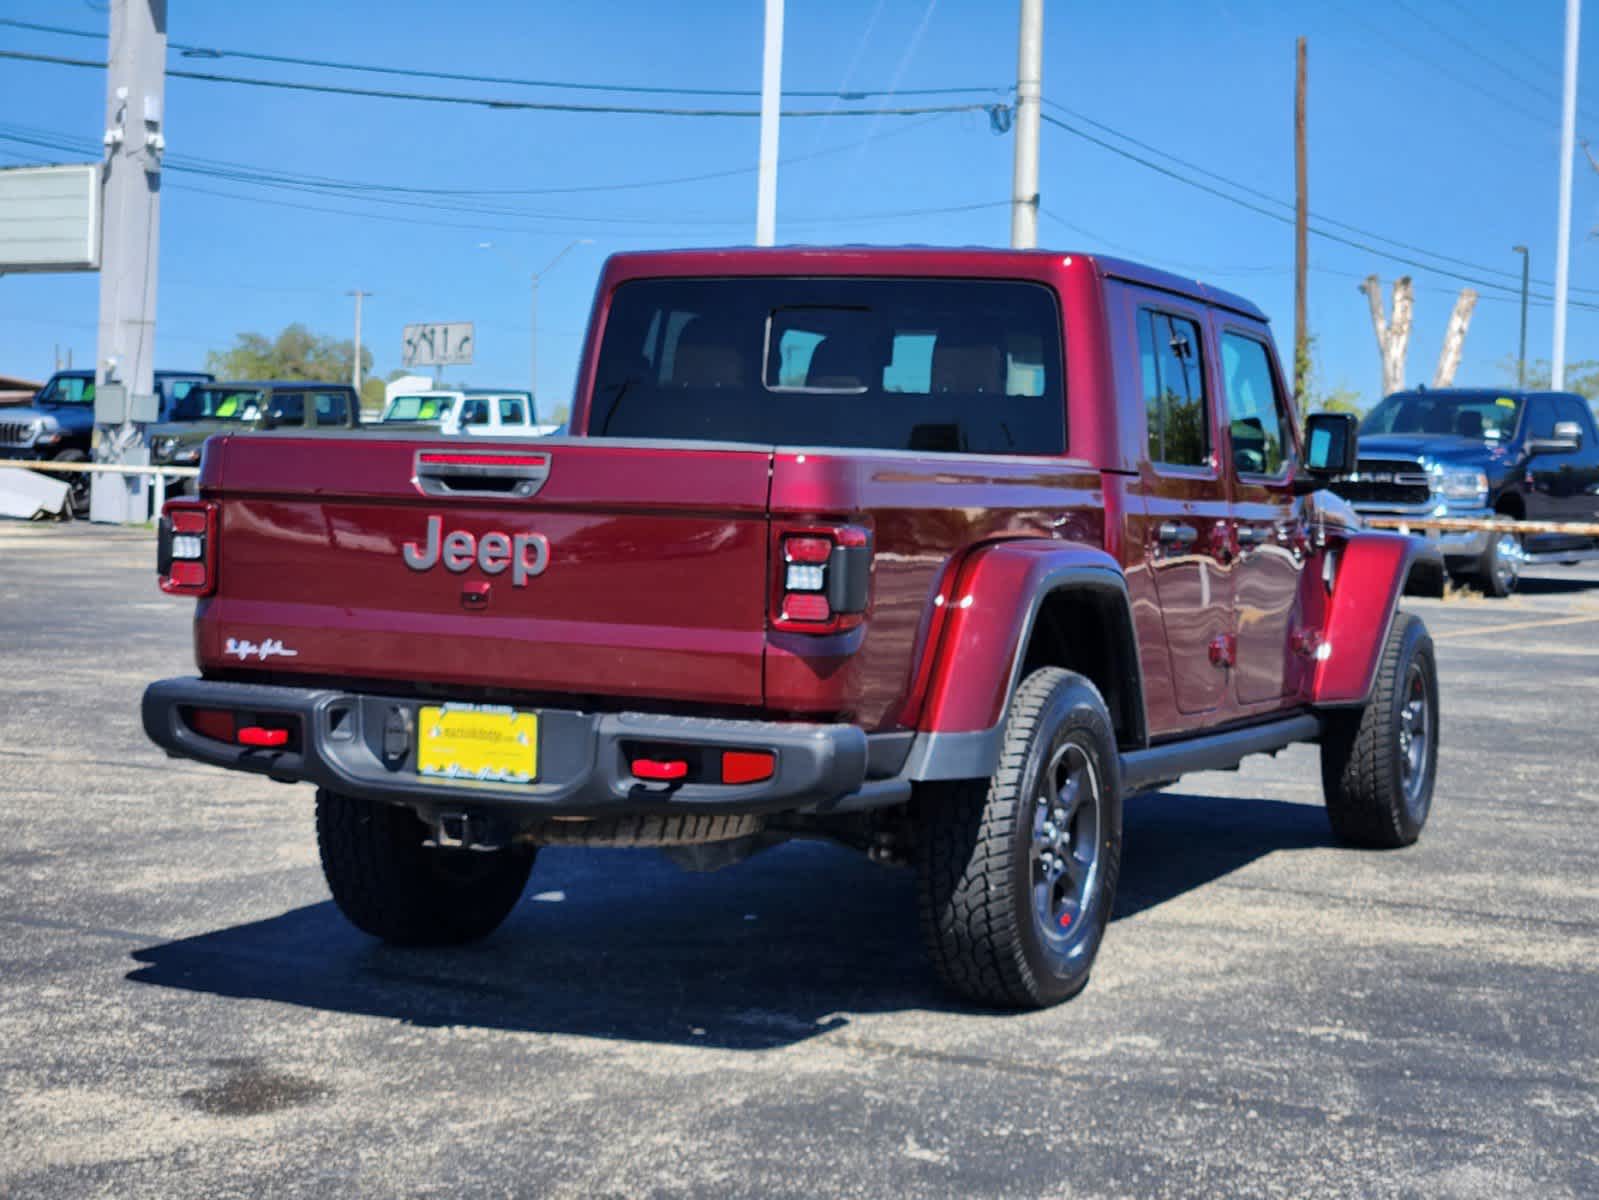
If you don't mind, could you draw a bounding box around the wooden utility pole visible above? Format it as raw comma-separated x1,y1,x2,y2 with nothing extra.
1294,37,1309,414
1360,275,1414,397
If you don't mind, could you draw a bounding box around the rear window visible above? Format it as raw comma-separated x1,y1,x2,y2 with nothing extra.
588,278,1065,454
383,395,447,423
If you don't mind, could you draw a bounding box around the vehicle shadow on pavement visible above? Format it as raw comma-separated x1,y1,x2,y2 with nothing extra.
1514,574,1599,595
126,793,1331,1048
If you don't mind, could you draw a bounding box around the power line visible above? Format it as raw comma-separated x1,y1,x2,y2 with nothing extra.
1390,0,1565,109
1039,104,1599,302
0,110,959,202
1038,113,1599,313
0,47,1003,120
1331,2,1572,132
1433,0,1566,84
0,15,1004,100
1041,98,1590,295
0,120,998,230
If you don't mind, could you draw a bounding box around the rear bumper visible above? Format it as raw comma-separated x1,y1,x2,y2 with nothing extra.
142,677,885,822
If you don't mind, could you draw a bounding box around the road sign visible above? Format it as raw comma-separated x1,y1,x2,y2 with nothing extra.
0,164,100,273
402,322,474,368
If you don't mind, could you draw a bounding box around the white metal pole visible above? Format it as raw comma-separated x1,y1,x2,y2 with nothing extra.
530,273,539,404
756,0,784,246
349,290,365,392
1010,0,1044,249
1554,0,1582,390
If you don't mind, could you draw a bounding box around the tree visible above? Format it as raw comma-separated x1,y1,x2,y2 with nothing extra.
1298,333,1367,416
1498,355,1599,399
359,377,388,413
206,323,372,384
1360,275,1414,396
1432,288,1479,387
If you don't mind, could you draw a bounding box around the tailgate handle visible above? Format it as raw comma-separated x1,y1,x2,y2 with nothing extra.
414,450,550,499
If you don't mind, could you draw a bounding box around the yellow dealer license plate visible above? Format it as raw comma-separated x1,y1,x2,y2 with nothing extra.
416,705,538,785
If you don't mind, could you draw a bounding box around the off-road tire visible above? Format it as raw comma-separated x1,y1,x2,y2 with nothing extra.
915,668,1122,1009
525,813,764,847
53,448,89,518
316,789,534,945
1319,612,1439,848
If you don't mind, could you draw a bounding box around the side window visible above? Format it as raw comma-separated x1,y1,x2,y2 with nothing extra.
883,333,935,393
270,392,305,424
1524,398,1558,440
1138,309,1210,468
313,391,348,427
1220,332,1292,476
460,398,490,427
1556,396,1592,439
499,397,528,426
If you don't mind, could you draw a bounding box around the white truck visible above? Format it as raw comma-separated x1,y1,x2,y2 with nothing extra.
377,390,557,438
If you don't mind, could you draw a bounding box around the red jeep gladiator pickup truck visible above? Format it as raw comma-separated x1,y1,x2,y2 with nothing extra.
143,248,1440,1009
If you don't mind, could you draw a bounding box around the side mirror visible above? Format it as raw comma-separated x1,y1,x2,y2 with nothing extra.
1293,411,1359,494
1528,420,1582,455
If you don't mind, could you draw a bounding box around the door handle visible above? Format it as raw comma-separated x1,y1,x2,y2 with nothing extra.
1157,521,1199,548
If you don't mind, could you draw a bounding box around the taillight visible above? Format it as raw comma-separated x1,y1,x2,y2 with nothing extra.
771,523,872,632
157,499,218,596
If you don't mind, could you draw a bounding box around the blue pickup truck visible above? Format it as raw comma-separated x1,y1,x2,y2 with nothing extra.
1331,388,1599,595
0,369,212,515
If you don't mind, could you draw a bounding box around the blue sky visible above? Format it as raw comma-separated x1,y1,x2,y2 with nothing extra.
2,0,1597,410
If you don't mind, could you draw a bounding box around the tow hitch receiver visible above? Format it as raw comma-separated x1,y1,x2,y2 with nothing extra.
426,811,509,852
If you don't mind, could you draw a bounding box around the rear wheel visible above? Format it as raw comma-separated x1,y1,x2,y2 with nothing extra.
915,668,1122,1009
315,789,534,945
1320,612,1438,848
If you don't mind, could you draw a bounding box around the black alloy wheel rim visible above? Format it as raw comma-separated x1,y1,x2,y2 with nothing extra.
1030,735,1104,965
1397,660,1433,823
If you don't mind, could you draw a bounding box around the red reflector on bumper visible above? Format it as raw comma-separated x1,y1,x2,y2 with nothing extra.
631,758,688,781
185,708,235,742
721,750,775,785
238,725,290,748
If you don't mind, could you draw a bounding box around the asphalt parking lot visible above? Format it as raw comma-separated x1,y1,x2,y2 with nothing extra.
1,522,1596,1199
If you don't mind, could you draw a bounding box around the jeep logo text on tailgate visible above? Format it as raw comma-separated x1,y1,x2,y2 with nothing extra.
403,515,549,585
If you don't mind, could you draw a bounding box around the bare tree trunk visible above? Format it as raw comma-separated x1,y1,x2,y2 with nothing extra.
1359,274,1414,396
1432,288,1479,388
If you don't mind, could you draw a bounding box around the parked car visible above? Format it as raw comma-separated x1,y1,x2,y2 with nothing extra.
143,247,1436,1011
378,389,556,437
148,380,364,471
0,368,212,514
1330,387,1599,595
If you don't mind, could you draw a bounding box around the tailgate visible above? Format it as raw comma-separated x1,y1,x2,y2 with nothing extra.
197,435,773,707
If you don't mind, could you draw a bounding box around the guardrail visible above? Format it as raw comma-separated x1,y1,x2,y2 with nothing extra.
1364,515,1599,537
4,459,200,514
